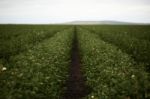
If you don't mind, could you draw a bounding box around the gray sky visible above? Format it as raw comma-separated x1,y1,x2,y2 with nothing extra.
0,0,150,23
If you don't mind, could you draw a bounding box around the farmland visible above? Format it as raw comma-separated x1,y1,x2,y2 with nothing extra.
0,25,150,99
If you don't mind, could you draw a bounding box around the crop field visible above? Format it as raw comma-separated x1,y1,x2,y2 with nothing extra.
0,25,150,99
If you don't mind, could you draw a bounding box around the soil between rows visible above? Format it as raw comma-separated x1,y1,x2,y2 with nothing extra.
63,27,91,99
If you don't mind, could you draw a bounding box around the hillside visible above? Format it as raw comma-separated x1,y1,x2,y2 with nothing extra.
64,20,148,25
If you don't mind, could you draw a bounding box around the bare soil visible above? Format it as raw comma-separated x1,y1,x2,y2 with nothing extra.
63,27,91,99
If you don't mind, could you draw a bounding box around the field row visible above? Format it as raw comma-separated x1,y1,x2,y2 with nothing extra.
0,27,73,98
83,25,150,71
0,25,149,99
0,25,69,62
77,27,148,99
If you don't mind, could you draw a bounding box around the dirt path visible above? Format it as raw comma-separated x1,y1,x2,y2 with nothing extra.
63,27,91,99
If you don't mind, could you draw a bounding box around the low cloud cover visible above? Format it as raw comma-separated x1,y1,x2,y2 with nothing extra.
0,0,150,23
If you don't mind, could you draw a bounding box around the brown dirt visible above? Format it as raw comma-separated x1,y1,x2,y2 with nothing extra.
63,27,91,99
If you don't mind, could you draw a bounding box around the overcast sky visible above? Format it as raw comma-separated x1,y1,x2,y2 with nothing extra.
0,0,150,23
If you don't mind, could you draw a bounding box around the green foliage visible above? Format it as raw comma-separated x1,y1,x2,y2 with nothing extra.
78,28,148,99
83,25,150,71
0,28,73,99
0,25,68,61
0,25,149,99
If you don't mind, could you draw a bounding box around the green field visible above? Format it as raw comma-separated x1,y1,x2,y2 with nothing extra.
0,25,150,99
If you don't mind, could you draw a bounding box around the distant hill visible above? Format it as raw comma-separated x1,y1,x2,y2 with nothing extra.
64,20,149,25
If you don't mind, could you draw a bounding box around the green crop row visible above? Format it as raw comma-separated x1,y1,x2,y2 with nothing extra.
83,25,150,41
0,25,68,40
0,25,69,62
83,25,150,71
0,28,73,99
78,28,148,99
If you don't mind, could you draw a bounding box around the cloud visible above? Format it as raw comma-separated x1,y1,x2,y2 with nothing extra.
0,0,150,23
